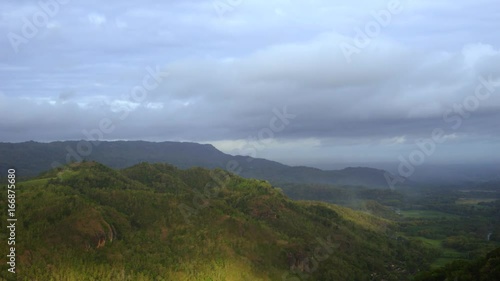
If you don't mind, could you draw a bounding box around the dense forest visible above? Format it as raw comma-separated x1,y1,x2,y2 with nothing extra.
0,161,438,280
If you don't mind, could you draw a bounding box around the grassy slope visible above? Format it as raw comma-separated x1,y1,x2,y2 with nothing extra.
0,162,435,280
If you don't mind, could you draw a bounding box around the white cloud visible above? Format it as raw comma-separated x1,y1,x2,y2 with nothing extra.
462,43,498,67
145,102,164,110
110,100,140,112
381,136,407,145
88,13,107,26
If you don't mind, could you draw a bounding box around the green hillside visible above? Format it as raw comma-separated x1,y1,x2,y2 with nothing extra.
1,162,435,280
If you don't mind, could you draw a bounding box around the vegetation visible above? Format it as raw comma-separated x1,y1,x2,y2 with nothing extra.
396,187,500,265
414,247,500,281
0,162,436,280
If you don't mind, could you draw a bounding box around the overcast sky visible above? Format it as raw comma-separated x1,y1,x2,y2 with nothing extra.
1,0,500,167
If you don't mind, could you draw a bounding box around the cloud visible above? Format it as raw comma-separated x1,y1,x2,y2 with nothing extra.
0,0,499,165
88,13,107,27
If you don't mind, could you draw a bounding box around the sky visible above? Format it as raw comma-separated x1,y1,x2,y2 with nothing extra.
1,0,500,168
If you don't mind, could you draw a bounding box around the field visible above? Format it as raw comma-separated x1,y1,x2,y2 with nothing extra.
455,198,498,205
414,237,464,268
399,209,480,268
399,210,459,220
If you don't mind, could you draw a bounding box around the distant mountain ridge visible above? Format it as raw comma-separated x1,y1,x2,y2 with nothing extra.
0,140,397,188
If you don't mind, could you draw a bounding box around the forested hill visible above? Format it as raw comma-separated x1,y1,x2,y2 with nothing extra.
0,161,435,280
0,141,399,189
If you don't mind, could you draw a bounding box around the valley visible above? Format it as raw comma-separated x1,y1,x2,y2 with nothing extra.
0,157,498,280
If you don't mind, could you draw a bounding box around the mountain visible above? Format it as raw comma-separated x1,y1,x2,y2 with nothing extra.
0,141,398,189
0,162,436,280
